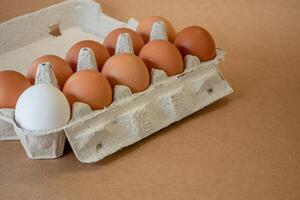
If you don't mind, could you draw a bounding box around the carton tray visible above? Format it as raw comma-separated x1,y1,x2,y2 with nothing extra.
0,0,233,162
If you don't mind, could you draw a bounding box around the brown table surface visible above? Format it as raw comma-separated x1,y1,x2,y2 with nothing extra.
0,0,299,199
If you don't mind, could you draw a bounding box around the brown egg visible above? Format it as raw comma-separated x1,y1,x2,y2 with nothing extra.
0,70,31,108
27,55,73,89
103,28,145,55
63,70,112,110
137,16,176,42
139,40,184,76
65,40,110,72
174,26,216,61
101,53,150,93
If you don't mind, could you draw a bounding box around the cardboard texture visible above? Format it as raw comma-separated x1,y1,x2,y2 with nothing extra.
0,0,299,199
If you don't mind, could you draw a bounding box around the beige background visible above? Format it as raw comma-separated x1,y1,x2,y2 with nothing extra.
0,0,299,199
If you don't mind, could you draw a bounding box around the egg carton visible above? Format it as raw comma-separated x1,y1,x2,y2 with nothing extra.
0,0,233,162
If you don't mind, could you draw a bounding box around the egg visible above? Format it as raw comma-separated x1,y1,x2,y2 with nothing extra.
0,70,31,108
101,53,150,93
63,70,112,110
137,16,176,42
139,40,184,76
15,84,70,131
27,55,73,89
103,28,145,55
65,40,110,72
174,26,216,61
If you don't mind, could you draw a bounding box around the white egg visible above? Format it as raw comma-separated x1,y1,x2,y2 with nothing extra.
15,84,70,131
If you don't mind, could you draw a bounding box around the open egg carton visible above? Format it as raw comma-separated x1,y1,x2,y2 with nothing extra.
0,0,233,163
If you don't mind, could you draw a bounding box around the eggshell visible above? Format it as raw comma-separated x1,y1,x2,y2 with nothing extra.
27,55,73,89
174,26,216,61
15,84,70,131
137,16,176,42
139,40,184,76
0,70,31,108
63,70,112,110
101,53,150,93
65,40,110,72
103,28,145,55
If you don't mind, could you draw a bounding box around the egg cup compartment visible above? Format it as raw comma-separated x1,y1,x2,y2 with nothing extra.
14,125,66,159
64,49,233,163
0,63,68,159
0,105,66,158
